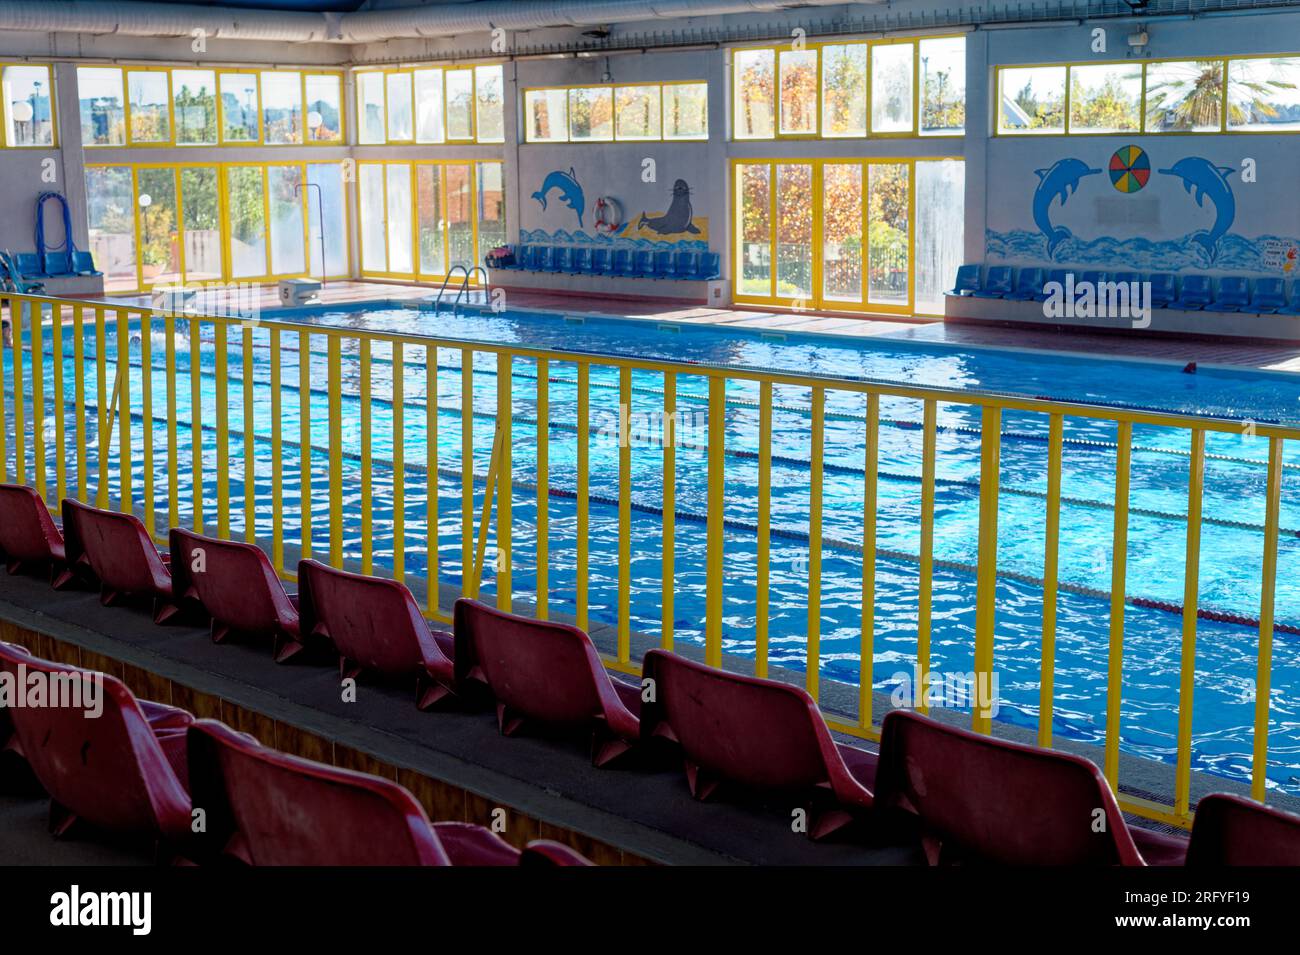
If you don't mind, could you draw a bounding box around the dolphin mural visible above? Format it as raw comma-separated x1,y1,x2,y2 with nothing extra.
532,168,585,228
638,179,701,236
1032,158,1102,258
1157,157,1236,263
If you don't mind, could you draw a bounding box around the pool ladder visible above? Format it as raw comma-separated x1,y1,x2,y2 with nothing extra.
432,265,489,313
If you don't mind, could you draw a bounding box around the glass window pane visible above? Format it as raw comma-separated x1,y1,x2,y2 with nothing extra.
180,166,222,283
358,164,386,272
822,164,862,303
416,165,444,275
414,69,445,143
445,164,474,270
476,161,505,264
915,159,965,316
663,82,708,140
821,44,867,138
778,49,818,135
3,65,53,147
85,166,136,292
736,163,771,296
871,43,914,133
525,89,567,142
385,163,413,275
305,74,343,142
1227,57,1300,131
734,48,774,139
262,71,302,144
1145,60,1224,132
173,69,217,145
569,87,613,141
226,166,267,278
306,163,347,277
268,166,305,275
357,72,386,144
997,65,1066,133
77,67,125,146
868,163,909,306
386,72,413,141
137,167,181,286
1069,63,1141,133
615,85,660,140
220,73,260,142
127,70,170,143
446,68,474,139
920,36,965,135
475,64,504,143
775,163,813,300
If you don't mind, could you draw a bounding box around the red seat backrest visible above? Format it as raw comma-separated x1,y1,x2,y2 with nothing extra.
0,643,188,839
296,559,436,676
186,719,450,866
170,528,295,634
0,483,62,563
1187,793,1300,866
874,709,1143,865
454,598,609,725
641,649,838,791
62,499,168,594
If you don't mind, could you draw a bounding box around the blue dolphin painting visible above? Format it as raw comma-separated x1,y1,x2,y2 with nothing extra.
1032,158,1102,258
532,168,586,228
1157,157,1236,263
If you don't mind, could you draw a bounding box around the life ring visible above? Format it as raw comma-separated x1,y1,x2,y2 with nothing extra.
593,196,623,234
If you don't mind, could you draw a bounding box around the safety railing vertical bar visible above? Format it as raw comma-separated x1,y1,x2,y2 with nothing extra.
327,334,342,567
460,348,474,598
165,311,178,530
971,406,1001,736
535,357,549,621
13,301,25,487
115,308,132,514
576,361,590,632
917,397,937,714
393,341,406,585
189,317,203,529
30,302,44,501
617,365,632,665
1039,413,1064,748
140,309,154,536
426,344,439,617
807,386,825,700
705,375,725,670
270,327,283,575
662,370,677,652
213,320,229,538
0,301,9,483
359,338,373,574
494,351,510,610
1105,420,1134,787
73,305,86,502
94,307,106,506
298,329,312,560
1253,435,1283,802
860,392,880,731
1175,429,1206,816
51,303,66,503
241,324,254,544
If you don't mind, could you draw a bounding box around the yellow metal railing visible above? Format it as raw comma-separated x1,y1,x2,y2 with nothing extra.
0,290,1294,829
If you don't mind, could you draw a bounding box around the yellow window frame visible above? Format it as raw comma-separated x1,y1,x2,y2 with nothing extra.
0,62,58,149
521,79,710,143
354,62,505,146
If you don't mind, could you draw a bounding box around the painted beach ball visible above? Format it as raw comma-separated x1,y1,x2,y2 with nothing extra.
1109,145,1150,193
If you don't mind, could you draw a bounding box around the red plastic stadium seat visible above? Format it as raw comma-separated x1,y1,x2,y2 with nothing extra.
61,499,178,624
453,598,641,767
520,841,598,866
1186,792,1300,866
0,642,192,851
0,483,73,587
187,719,542,866
169,528,304,663
873,710,1188,865
639,649,875,839
296,559,455,709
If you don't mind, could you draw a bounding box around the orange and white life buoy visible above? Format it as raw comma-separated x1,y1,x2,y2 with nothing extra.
593,196,623,234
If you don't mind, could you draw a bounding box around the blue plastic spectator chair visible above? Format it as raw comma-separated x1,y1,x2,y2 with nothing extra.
972,265,1012,298
70,251,102,276
1148,273,1176,308
610,249,632,275
568,248,590,274
633,250,654,277
1252,277,1286,314
695,252,721,280
950,264,981,296
652,250,673,278
1172,274,1213,310
672,251,698,278
1006,268,1045,301
14,253,42,278
548,248,571,273
589,248,610,274
1212,276,1250,312
1278,282,1300,316
43,251,70,276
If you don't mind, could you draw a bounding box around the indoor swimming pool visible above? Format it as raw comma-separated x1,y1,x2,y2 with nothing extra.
5,301,1300,794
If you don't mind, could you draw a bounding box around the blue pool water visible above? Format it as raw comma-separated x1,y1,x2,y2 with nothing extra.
5,300,1300,794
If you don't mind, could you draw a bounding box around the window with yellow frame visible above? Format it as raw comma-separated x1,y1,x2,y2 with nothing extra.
731,35,965,140
355,63,505,145
1,64,57,148
521,80,708,143
77,65,345,147
996,53,1300,135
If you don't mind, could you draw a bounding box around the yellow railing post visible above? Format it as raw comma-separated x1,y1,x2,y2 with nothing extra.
1040,413,1064,748
807,386,825,700
1253,435,1283,802
270,327,283,573
140,310,154,535
971,405,1001,736
165,312,178,530
241,323,254,543
461,348,474,597
73,304,86,501
327,334,343,566
31,301,45,501
94,308,106,505
860,393,880,730
359,338,373,574
535,357,549,620
495,351,511,610
299,329,312,559
917,397,937,713
189,317,204,530
116,309,132,512
0,300,9,484
471,423,505,600
1105,420,1133,787
576,361,590,631
214,320,229,536
662,370,677,650
52,303,66,503
617,365,631,663
1174,429,1205,817
756,381,772,677
393,342,406,582
705,375,725,669
426,344,439,615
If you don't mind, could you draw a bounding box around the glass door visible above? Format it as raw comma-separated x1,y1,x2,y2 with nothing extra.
774,162,814,305
735,162,772,298
866,161,912,311
821,161,863,306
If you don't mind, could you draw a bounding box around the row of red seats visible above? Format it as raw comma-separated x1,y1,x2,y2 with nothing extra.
3,485,1300,865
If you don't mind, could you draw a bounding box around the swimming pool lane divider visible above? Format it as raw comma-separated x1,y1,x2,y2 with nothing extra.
157,331,1291,473
26,384,1300,642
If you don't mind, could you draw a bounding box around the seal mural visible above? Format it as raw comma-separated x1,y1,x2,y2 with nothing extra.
637,179,701,236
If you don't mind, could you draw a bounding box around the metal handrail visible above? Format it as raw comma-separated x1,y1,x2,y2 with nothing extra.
431,265,470,311
455,266,489,309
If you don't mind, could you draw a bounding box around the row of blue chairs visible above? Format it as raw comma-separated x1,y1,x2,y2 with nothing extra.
9,250,101,279
497,245,721,281
951,264,1300,314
